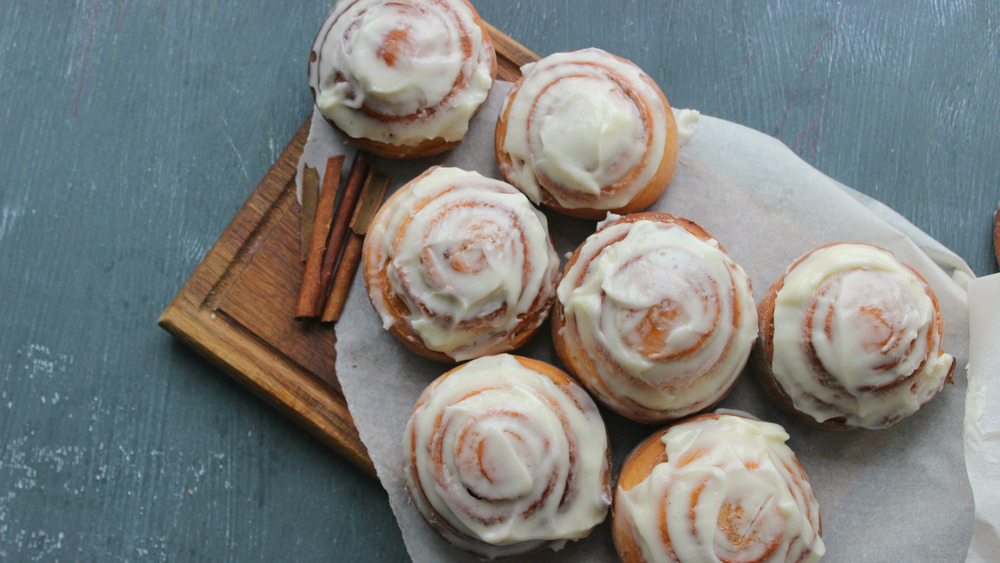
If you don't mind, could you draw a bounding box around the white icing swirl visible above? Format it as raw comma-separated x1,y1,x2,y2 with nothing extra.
309,0,494,147
497,48,676,213
556,217,758,423
616,414,825,563
363,167,559,362
404,354,611,558
769,243,954,429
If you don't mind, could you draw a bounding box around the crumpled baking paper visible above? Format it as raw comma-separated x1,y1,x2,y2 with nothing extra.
309,80,982,562
964,273,1000,563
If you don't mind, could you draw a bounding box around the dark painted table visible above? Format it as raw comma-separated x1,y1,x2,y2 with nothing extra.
1,1,997,560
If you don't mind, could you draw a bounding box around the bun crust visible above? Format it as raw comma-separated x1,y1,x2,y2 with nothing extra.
752,242,955,430
309,0,497,158
362,167,559,362
404,354,612,559
495,48,678,219
613,412,824,563
553,213,758,423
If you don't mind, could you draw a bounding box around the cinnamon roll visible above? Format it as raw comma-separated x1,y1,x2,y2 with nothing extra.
553,213,758,423
613,412,825,563
308,0,496,158
495,48,679,219
404,354,612,559
362,166,560,362
753,242,955,430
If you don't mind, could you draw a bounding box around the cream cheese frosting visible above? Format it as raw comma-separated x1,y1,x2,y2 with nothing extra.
404,354,611,558
309,0,494,147
363,166,559,362
556,217,758,423
616,414,825,563
497,48,675,212
768,243,954,429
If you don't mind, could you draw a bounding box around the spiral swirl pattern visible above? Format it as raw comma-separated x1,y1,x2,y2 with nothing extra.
404,354,612,558
758,242,955,429
613,413,825,563
362,166,559,362
554,214,757,423
309,0,495,157
495,48,679,218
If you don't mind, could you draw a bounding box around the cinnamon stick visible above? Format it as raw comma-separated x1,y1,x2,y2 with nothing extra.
321,167,390,323
311,150,373,315
321,233,365,323
294,155,345,318
299,165,319,261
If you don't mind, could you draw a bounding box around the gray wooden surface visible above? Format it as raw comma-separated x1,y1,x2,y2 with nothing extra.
1,1,997,561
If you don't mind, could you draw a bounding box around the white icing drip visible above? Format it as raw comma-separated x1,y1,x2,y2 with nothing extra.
309,0,494,146
596,211,623,230
404,354,610,558
364,167,559,361
674,108,700,147
499,48,672,210
617,414,825,563
557,219,758,422
770,243,954,429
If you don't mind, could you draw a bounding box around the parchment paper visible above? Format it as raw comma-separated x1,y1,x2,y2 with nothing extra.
323,81,976,561
964,274,1000,563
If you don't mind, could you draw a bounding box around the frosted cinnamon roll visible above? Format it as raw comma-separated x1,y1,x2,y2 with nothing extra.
404,354,612,559
308,0,496,158
362,166,559,362
553,213,758,423
753,242,955,430
614,412,825,563
495,48,679,219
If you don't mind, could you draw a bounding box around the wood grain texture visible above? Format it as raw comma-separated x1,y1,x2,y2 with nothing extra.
157,25,537,477
158,117,373,471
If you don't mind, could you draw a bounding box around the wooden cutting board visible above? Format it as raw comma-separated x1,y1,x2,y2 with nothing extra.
158,23,536,477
